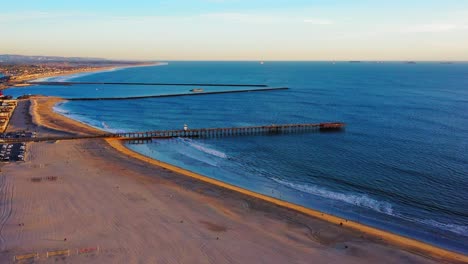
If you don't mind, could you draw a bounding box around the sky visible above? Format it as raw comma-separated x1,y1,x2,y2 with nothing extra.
1,0,468,61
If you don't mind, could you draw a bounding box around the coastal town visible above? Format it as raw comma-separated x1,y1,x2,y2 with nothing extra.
0,64,103,85
0,55,150,90
0,97,16,132
0,64,105,91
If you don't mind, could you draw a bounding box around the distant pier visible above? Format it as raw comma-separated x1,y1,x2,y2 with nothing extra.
1,123,345,143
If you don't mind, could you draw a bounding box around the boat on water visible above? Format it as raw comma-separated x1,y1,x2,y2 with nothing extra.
190,88,204,92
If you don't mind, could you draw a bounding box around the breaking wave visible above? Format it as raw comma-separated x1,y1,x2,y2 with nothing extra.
418,219,468,236
183,138,228,159
53,103,123,133
271,178,468,237
271,178,394,215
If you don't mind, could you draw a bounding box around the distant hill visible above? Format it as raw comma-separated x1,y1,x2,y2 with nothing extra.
0,54,113,64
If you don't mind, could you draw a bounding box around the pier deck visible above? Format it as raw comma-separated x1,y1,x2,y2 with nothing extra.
1,123,345,143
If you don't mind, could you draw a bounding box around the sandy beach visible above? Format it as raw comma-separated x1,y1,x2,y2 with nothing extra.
0,98,465,263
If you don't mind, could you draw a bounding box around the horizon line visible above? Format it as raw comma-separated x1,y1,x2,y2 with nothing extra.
1,54,468,63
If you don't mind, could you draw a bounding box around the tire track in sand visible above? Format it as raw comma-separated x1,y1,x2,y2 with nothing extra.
0,175,14,250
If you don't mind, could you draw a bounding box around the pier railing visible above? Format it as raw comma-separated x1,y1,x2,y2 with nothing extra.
0,123,345,143
116,122,345,140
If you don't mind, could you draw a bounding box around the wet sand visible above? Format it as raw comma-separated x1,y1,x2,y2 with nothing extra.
0,97,465,263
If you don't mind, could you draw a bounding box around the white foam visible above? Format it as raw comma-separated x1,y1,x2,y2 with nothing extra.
102,121,110,130
271,178,394,215
271,178,468,237
183,138,228,159
99,121,125,133
53,103,123,133
52,103,68,115
170,140,219,166
418,219,468,236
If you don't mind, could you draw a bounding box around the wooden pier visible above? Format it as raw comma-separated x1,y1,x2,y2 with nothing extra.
116,122,345,140
0,123,345,143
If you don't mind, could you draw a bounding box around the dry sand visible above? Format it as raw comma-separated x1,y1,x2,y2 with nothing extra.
0,97,465,263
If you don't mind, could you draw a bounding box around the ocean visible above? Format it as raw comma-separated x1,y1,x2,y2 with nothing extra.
5,62,468,253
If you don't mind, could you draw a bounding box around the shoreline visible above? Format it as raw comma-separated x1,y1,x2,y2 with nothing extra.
31,95,468,262
105,139,467,262
1,62,163,90
28,96,107,136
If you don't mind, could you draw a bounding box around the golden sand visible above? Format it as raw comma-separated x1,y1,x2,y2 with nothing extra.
105,140,468,263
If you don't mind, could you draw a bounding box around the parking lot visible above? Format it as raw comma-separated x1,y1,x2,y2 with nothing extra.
1,142,26,162
0,131,34,162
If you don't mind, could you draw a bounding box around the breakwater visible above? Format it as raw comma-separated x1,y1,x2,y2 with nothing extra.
66,87,289,101
27,81,268,87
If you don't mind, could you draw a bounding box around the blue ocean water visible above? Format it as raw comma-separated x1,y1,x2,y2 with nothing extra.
5,62,468,253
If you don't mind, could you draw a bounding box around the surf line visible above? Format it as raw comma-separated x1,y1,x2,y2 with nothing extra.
105,138,468,263
67,87,289,101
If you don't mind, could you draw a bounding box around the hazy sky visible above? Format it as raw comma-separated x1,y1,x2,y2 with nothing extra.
1,0,468,60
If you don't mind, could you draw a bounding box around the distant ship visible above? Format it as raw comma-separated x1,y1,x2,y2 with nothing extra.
260,61,264,65
190,88,204,93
